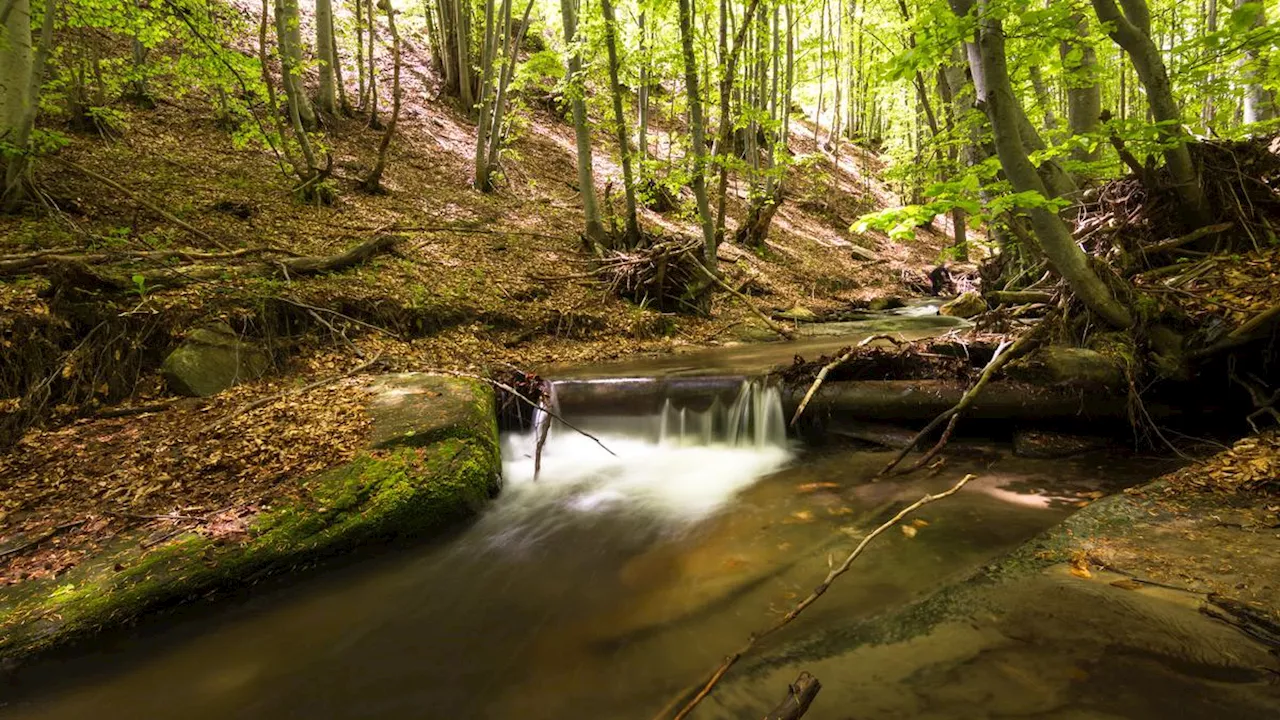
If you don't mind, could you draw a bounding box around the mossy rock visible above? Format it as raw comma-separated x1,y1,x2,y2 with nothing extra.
939,292,986,319
0,376,501,667
161,322,269,397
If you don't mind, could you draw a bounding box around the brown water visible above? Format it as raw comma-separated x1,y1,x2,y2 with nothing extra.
2,330,1277,719
0,432,1193,718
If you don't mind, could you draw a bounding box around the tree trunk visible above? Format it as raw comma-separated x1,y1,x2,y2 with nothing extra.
453,0,473,112
601,0,640,247
1060,13,1102,162
360,0,401,192
1028,64,1058,133
2,0,54,211
968,0,1133,329
482,0,534,186
637,10,649,165
1090,0,1207,222
1,0,34,208
1238,0,1275,124
677,0,717,268
560,0,606,252
353,0,367,107
315,0,338,114
276,0,318,130
473,0,502,190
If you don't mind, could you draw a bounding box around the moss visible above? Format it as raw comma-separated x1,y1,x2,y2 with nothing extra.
0,413,500,667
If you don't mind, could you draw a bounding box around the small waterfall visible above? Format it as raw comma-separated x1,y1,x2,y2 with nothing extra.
658,379,787,448
502,376,792,514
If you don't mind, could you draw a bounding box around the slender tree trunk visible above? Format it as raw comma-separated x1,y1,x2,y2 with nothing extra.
1201,0,1217,127
637,10,649,165
601,0,641,246
1028,64,1058,133
354,0,367,107
482,0,533,181
473,0,502,189
816,0,826,128
277,0,318,130
368,0,382,128
966,0,1131,329
1238,0,1274,124
1090,0,1207,222
362,0,401,192
315,0,338,114
331,27,352,114
711,0,763,246
561,0,606,251
1060,13,1102,162
2,0,54,210
454,0,473,112
678,0,717,267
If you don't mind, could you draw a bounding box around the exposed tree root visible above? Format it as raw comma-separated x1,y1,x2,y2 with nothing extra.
656,474,975,720
763,672,821,720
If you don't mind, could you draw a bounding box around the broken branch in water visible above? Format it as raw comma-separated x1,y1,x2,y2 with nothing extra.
657,474,976,720
789,334,905,427
763,672,822,720
443,372,617,460
878,319,1050,477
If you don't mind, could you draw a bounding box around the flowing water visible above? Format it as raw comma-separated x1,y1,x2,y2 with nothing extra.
3,327,1278,718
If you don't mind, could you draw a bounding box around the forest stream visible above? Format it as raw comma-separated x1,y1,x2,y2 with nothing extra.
5,330,1276,720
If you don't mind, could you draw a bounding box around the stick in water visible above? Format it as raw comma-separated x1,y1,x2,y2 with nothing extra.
658,473,976,720
789,334,905,426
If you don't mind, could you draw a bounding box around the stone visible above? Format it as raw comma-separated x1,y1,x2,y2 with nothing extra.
777,305,818,322
867,296,906,312
1013,429,1110,459
367,373,498,452
161,322,269,397
938,292,986,319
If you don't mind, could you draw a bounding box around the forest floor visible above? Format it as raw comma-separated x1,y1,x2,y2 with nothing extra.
0,30,959,590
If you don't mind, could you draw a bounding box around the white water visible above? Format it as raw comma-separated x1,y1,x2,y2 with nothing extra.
501,379,792,521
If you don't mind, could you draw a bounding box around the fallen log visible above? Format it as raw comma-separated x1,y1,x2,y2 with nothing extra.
985,290,1053,305
782,380,1148,422
31,236,400,296
763,672,821,720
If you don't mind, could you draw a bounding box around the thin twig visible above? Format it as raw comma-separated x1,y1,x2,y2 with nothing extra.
686,252,795,340
0,519,87,560
659,474,976,720
51,157,230,250
789,334,904,427
440,372,617,457
878,319,1048,477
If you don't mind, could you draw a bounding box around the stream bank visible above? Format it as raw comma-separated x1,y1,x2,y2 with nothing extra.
0,374,500,668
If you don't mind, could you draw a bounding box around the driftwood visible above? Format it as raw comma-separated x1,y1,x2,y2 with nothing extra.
657,474,975,720
763,672,821,720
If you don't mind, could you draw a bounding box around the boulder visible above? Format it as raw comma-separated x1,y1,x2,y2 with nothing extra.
939,292,986,319
777,305,818,322
161,322,269,397
867,296,906,312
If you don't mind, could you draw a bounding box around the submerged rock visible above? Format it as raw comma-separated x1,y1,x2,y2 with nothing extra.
939,292,986,318
1013,429,1110,459
161,322,269,397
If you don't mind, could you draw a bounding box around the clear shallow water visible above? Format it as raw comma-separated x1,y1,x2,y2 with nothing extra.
2,376,1268,719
